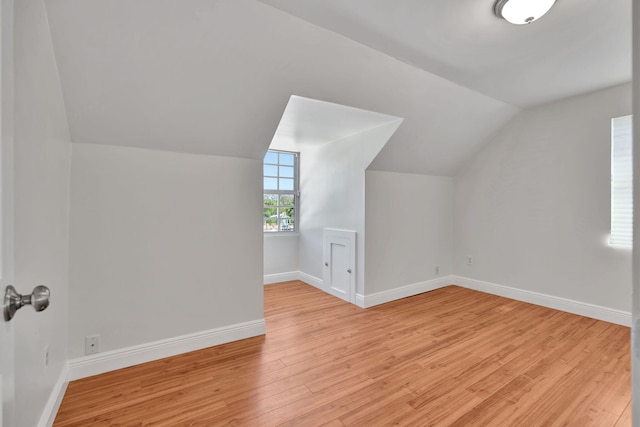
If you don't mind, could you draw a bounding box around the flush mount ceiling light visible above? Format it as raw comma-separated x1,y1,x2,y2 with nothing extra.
494,0,556,25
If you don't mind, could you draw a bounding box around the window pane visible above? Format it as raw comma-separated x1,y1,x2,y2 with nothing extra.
280,209,295,231
264,151,278,164
279,178,294,191
264,194,277,205
264,177,278,190
264,165,278,177
282,207,295,218
264,218,278,232
264,207,276,218
279,166,294,178
280,194,294,206
279,153,294,166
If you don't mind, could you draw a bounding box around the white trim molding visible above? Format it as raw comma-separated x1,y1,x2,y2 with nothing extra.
264,272,631,326
298,271,323,289
357,276,451,308
264,271,299,285
452,275,631,327
38,364,69,427
68,319,266,381
264,271,323,289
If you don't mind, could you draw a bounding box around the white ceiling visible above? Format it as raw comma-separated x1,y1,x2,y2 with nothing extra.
257,0,632,108
44,0,630,175
270,96,403,150
45,0,518,175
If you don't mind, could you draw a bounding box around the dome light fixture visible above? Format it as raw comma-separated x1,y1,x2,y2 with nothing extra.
494,0,556,25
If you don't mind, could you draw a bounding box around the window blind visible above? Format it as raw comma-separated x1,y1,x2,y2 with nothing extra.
610,115,633,248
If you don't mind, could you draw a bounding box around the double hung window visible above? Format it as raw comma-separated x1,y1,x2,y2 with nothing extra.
263,150,299,233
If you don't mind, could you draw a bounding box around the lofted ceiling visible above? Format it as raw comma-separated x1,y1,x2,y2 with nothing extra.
44,0,630,176
257,0,632,108
269,95,403,150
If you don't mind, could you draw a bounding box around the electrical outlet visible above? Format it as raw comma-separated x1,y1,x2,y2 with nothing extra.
435,266,440,275
467,256,473,266
44,345,49,368
85,335,100,355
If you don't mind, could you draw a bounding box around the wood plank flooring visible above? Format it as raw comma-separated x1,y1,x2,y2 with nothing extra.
54,281,631,426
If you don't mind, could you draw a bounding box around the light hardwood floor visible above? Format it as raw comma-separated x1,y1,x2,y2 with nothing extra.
54,281,631,426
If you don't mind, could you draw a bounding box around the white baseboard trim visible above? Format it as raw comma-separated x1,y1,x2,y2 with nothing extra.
263,271,323,289
452,275,631,327
263,272,631,326
68,319,266,381
38,363,69,427
264,271,299,285
298,271,323,289
359,276,452,308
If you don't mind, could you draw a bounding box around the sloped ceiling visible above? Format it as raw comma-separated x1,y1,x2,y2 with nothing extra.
257,0,632,108
270,96,403,149
46,0,520,175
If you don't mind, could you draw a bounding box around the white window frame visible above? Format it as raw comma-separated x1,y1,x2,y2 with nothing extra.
263,149,299,233
610,115,633,248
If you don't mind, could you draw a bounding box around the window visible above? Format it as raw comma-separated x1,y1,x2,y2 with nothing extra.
263,150,299,232
610,115,633,248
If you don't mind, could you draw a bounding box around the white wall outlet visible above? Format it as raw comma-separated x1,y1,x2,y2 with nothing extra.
467,256,473,266
85,335,100,355
435,265,440,275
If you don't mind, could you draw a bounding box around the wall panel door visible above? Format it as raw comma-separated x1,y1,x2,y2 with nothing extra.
323,229,355,304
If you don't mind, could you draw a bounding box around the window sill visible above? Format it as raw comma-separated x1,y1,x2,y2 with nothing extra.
264,232,300,238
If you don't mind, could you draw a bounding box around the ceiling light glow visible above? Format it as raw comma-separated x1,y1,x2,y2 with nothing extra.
494,0,556,25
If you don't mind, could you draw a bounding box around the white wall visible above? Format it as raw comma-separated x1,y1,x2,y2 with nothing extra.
297,122,401,295
365,171,453,295
68,143,264,358
264,235,299,276
454,83,632,313
13,0,71,426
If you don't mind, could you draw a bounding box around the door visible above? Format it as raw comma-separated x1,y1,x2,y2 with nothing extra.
0,0,14,424
323,229,356,304
328,238,349,297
